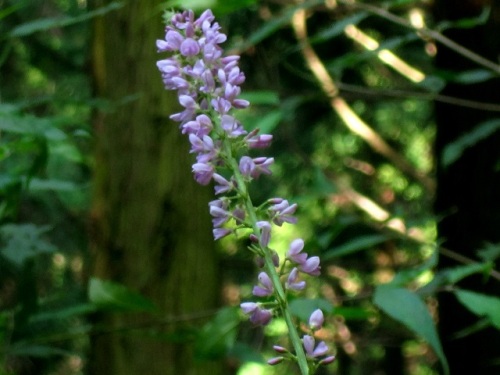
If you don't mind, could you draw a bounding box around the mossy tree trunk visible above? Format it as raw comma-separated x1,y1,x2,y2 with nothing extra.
88,1,221,374
434,1,500,373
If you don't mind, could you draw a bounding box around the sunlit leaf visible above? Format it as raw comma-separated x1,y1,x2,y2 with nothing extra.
88,278,158,313
454,289,500,329
194,307,240,360
374,285,449,374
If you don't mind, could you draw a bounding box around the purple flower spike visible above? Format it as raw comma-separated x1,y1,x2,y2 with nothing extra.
287,238,308,265
303,335,329,358
286,267,306,291
300,256,321,276
253,272,274,297
309,309,324,331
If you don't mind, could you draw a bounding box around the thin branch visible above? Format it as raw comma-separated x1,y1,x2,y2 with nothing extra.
342,0,500,75
291,7,435,192
337,82,500,112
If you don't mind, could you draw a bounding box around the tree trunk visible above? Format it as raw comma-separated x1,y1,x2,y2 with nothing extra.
88,2,221,374
434,1,500,373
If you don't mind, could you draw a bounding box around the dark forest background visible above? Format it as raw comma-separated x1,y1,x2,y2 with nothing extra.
1,0,500,374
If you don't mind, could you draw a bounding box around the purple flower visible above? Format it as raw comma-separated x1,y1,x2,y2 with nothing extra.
267,357,284,365
253,272,274,297
300,256,321,276
302,335,329,358
213,228,231,240
209,199,230,227
285,267,306,291
269,199,298,226
256,221,272,248
251,157,274,178
319,356,336,365
246,132,273,149
287,238,308,265
181,114,213,137
180,38,200,56
239,156,254,178
309,309,324,331
221,115,246,137
192,162,214,185
212,173,232,195
240,302,273,326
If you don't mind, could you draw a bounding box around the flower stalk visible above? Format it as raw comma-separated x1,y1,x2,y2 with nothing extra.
155,9,333,374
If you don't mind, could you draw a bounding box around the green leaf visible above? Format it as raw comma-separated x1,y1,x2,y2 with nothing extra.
454,290,500,329
7,344,73,358
227,342,264,363
390,250,438,286
231,0,324,52
374,285,449,374
194,307,240,360
323,234,388,260
88,277,158,313
477,242,500,262
30,303,97,323
0,224,56,266
164,0,257,15
239,91,280,106
27,178,80,192
289,298,333,322
10,2,124,37
334,306,375,321
311,12,368,43
249,110,282,133
442,119,500,167
452,69,495,84
311,167,336,196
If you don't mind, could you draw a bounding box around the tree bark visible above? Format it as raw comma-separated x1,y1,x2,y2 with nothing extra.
434,1,500,373
88,2,221,374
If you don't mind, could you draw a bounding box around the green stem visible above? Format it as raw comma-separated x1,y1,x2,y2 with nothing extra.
220,135,310,375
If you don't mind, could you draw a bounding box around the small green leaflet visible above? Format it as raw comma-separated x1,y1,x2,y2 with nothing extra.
454,289,500,330
374,285,449,374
